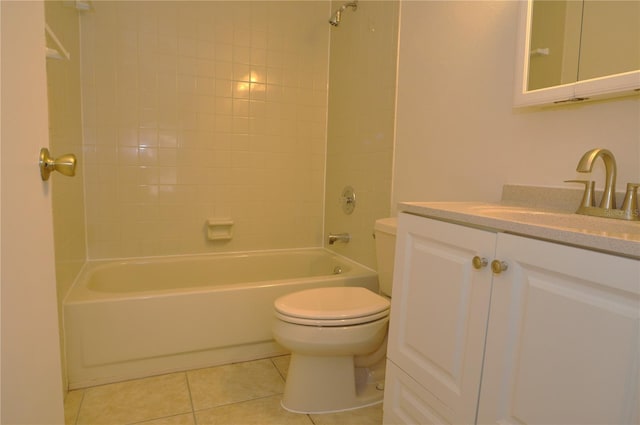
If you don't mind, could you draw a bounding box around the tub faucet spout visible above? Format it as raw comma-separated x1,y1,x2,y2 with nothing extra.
328,233,351,245
576,148,617,209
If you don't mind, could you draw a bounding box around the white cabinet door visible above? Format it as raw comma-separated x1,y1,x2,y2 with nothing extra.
477,233,640,425
385,213,497,424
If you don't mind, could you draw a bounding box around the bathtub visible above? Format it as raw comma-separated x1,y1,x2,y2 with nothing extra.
64,248,378,389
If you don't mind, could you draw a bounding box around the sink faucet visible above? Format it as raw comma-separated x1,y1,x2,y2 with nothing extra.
328,233,351,245
576,148,617,209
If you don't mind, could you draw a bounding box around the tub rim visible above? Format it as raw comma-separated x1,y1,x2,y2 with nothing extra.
64,247,377,304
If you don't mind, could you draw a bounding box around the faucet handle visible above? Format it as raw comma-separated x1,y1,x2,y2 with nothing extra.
621,183,640,221
565,180,596,208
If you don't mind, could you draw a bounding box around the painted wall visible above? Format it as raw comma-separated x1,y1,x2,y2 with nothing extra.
325,0,399,268
393,1,640,210
45,0,87,392
80,1,330,258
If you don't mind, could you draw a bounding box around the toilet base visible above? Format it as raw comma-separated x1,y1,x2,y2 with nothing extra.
281,353,386,414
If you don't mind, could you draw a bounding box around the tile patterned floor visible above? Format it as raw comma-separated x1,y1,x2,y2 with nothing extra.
64,356,383,425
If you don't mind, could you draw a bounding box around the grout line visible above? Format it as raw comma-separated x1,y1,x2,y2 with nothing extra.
184,371,198,423
127,412,193,425
270,356,288,382
73,389,86,425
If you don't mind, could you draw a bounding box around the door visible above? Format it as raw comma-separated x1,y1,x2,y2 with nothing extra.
384,213,496,424
1,1,65,422
477,233,640,424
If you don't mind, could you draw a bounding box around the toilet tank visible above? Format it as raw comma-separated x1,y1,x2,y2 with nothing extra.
374,217,397,297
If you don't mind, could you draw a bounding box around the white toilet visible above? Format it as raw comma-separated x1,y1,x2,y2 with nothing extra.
272,217,397,413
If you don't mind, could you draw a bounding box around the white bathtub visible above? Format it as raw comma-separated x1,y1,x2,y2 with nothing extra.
64,248,378,389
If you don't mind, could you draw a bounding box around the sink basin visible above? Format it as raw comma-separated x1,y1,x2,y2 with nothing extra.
467,204,640,236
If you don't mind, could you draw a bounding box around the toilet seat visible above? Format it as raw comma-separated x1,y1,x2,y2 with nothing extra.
275,287,390,327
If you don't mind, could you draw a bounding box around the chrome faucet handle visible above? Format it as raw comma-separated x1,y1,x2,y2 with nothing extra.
621,183,640,221
565,180,596,209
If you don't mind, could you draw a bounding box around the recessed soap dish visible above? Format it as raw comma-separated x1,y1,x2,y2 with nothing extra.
206,218,233,241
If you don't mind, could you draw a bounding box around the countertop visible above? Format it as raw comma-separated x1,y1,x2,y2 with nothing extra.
399,201,640,259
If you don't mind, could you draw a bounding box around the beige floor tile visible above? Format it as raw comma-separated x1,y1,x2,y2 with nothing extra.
64,389,84,425
187,359,284,411
76,373,192,425
270,355,290,380
137,413,195,425
194,395,313,425
310,403,383,425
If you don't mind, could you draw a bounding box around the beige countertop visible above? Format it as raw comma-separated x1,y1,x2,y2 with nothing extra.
399,201,640,260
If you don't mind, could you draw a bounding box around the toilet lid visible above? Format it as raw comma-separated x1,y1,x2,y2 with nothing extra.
274,287,390,326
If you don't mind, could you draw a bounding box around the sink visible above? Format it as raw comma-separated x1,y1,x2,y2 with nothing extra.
401,199,640,259
467,204,640,236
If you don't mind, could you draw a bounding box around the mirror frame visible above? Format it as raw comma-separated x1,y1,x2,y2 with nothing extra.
514,0,640,107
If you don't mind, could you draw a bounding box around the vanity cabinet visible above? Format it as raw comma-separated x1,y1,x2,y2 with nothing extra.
383,212,639,424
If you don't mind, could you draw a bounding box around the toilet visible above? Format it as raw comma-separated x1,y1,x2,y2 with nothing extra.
272,217,397,413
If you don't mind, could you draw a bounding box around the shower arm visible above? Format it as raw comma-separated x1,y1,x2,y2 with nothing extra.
329,1,358,26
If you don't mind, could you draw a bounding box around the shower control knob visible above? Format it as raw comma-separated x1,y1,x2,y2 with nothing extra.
491,260,508,274
340,186,356,215
472,256,488,269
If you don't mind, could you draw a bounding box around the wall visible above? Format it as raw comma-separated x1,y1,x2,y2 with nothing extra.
45,0,87,391
325,0,399,268
80,1,330,259
393,1,640,210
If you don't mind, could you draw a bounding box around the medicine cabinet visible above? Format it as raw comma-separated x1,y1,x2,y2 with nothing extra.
514,0,640,107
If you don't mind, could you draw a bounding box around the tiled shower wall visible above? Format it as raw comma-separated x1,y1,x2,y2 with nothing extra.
81,1,330,259
324,1,399,268
45,0,87,392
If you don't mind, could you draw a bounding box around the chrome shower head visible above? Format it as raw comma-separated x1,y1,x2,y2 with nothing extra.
328,1,357,27
329,10,341,26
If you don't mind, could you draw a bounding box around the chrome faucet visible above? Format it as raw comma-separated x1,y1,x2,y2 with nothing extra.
328,233,351,245
576,148,617,209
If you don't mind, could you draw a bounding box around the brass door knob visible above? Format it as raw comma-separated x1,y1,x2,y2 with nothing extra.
491,260,508,274
39,148,77,181
472,256,488,269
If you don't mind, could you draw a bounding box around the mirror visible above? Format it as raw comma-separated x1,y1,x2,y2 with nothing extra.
514,0,640,107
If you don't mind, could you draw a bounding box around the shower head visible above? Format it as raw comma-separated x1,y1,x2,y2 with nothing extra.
329,10,342,26
328,1,358,27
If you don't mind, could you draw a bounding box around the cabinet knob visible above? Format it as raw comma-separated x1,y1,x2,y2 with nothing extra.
491,260,508,274
472,256,488,269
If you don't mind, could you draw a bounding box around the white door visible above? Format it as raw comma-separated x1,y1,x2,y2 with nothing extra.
1,1,65,423
477,233,640,424
384,213,496,424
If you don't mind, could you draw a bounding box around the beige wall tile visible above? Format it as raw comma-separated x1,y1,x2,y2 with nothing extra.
45,0,88,392
81,1,330,259
324,1,400,268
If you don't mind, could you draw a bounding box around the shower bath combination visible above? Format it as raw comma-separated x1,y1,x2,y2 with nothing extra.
329,1,358,26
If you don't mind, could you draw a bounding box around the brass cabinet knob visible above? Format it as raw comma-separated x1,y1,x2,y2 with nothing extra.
491,260,508,274
472,256,488,269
